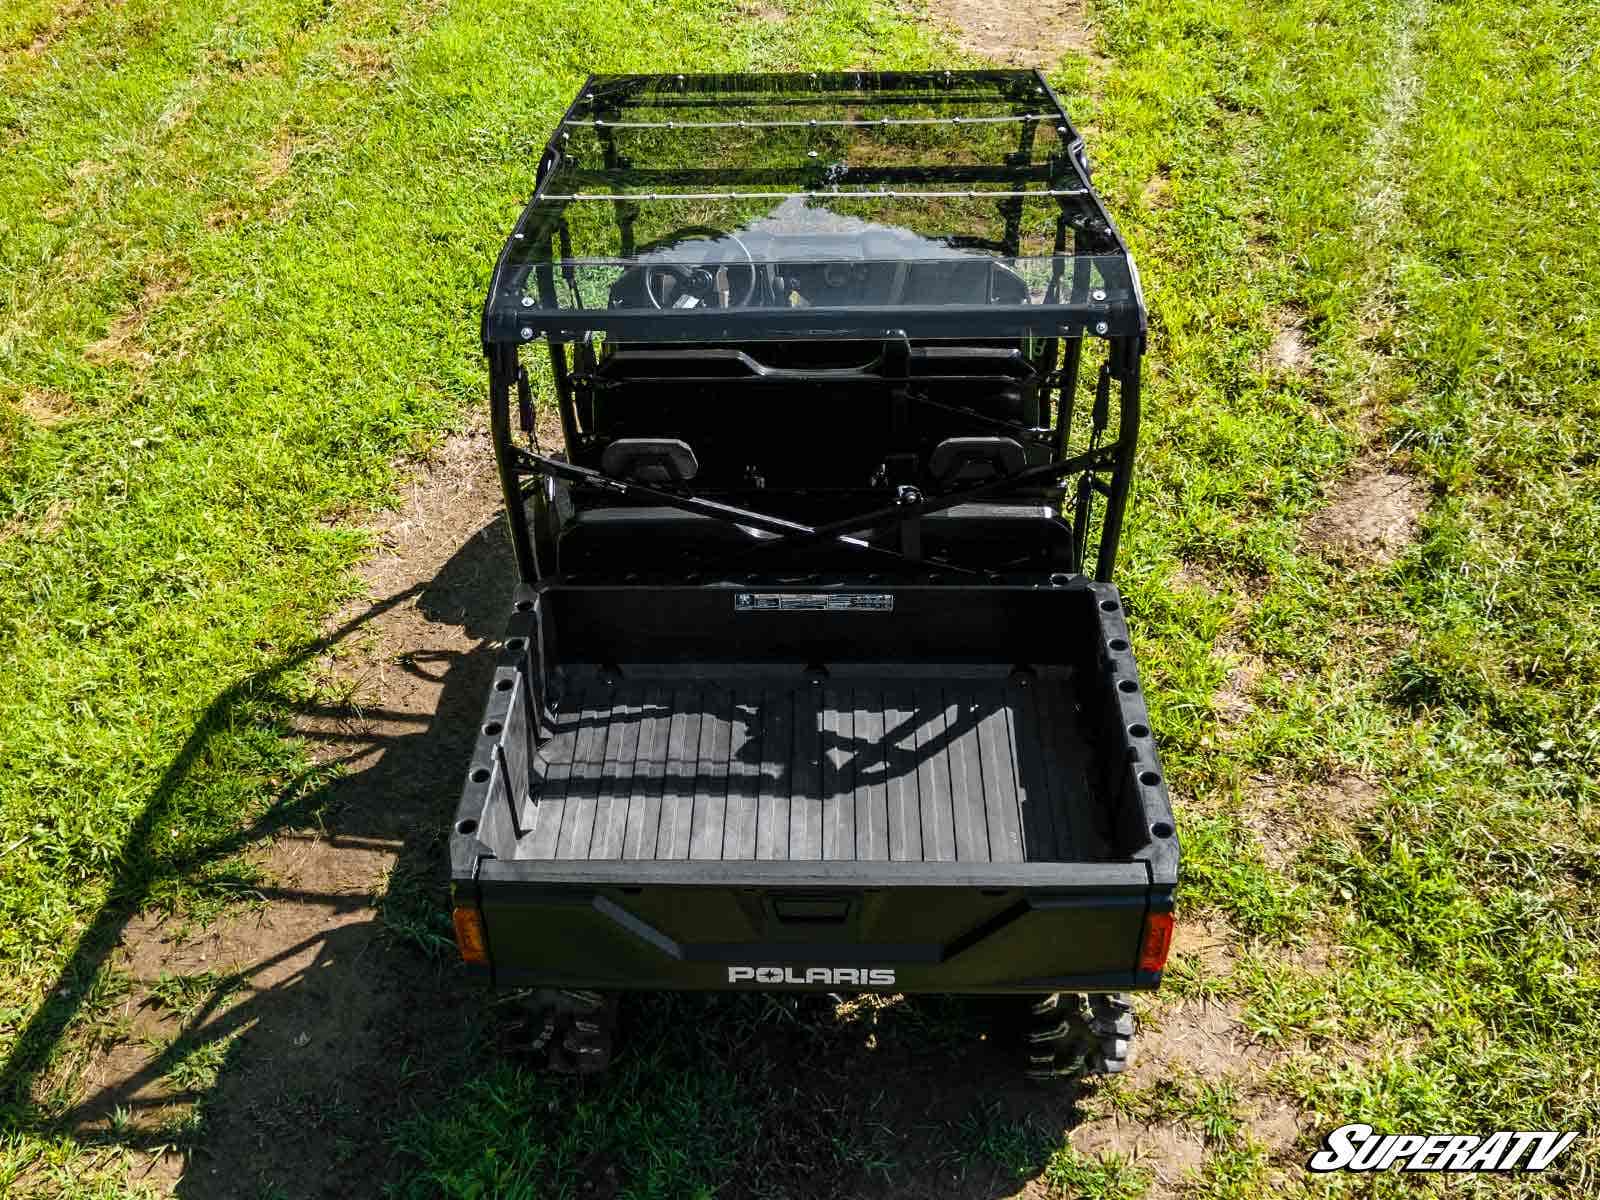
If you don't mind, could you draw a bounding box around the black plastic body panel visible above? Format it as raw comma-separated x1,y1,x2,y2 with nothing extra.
476,870,1149,993
450,576,1177,994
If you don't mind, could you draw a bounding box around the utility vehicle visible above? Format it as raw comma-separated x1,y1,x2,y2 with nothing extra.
449,70,1177,1079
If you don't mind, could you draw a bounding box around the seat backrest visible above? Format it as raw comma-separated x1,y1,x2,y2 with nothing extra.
586,342,1038,488
599,438,699,484
928,437,1027,484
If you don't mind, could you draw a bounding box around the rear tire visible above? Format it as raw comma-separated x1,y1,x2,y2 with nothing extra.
1025,992,1134,1080
520,988,620,1076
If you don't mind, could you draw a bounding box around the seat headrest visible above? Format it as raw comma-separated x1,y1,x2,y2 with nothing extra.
599,438,700,484
928,437,1027,484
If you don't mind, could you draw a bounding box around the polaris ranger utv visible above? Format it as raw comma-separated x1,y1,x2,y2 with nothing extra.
450,70,1177,1079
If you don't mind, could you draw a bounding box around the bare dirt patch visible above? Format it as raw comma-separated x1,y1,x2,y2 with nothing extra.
182,427,509,1198
77,834,399,1142
1068,994,1305,1194
1239,776,1308,871
1303,463,1428,566
1074,1116,1205,1194
1127,997,1282,1085
1268,313,1313,374
1141,171,1175,211
1315,774,1382,834
1213,649,1264,726
1055,967,1353,1194
1169,917,1238,985
13,387,74,426
1242,1093,1305,1156
296,427,506,771
334,40,393,79
914,0,1098,66
1240,772,1382,870
1283,932,1335,975
84,272,187,369
735,0,787,20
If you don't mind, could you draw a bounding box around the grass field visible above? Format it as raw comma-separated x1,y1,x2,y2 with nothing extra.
2,0,1597,1196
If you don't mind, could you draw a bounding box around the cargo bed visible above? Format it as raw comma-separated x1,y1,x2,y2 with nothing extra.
450,578,1176,995
522,670,1106,865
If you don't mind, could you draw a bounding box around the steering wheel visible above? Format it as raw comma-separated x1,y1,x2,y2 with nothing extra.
638,227,758,310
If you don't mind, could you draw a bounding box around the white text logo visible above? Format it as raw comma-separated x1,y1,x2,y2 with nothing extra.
1308,1125,1579,1173
727,966,896,986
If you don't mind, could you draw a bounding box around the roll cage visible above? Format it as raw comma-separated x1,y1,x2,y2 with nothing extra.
482,69,1146,585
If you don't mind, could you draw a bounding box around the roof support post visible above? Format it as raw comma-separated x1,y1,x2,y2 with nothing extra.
1093,335,1141,582
489,343,538,584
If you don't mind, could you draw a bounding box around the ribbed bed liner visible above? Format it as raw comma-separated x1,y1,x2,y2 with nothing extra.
519,672,1108,864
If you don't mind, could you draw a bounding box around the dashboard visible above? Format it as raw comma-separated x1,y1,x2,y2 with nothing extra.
607,227,1034,311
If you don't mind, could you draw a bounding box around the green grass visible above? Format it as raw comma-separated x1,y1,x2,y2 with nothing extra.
1075,0,1600,1193
3,0,1598,1194
1042,1147,1149,1200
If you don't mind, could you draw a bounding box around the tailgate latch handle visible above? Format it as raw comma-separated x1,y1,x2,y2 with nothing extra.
771,896,852,925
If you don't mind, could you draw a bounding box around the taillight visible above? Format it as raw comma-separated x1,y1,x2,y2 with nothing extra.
1138,910,1174,974
452,905,489,966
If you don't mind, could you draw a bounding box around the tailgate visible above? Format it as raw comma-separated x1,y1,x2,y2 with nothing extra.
472,861,1153,994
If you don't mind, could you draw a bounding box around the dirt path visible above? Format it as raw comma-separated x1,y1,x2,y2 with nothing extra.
67,425,515,1196
915,0,1099,67
176,430,512,1198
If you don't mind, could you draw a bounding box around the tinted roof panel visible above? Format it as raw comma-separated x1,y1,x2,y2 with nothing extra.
485,71,1143,344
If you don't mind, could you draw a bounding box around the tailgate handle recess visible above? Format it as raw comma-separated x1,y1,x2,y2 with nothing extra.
771,896,852,925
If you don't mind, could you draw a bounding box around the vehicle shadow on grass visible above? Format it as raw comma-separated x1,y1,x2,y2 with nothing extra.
0,510,514,1195
3,512,1091,1200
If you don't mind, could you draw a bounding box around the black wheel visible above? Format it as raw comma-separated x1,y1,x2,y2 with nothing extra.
516,988,620,1076
1025,992,1135,1081
1082,992,1135,1075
